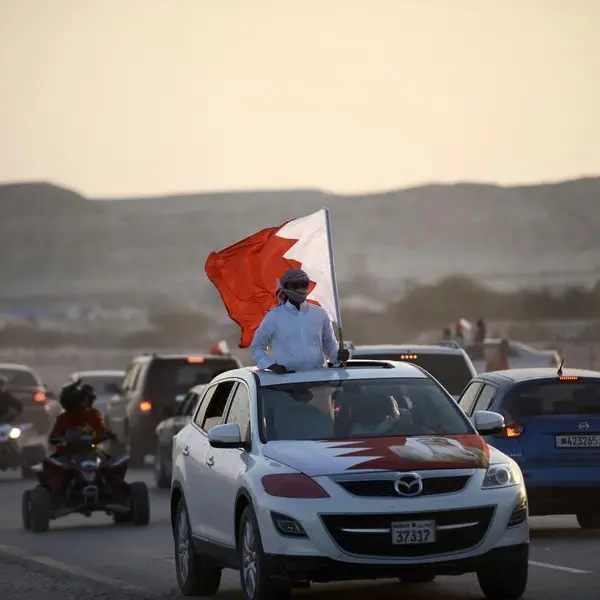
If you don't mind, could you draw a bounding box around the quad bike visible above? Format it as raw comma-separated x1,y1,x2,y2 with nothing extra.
22,430,150,533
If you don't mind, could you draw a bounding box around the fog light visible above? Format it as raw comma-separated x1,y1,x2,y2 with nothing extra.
507,494,528,527
271,512,307,537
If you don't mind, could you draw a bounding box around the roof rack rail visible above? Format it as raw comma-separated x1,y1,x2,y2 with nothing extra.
430,340,462,349
340,359,396,369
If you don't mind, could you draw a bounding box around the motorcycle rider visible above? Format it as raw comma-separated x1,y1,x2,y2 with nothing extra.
0,375,23,423
49,379,116,451
250,267,350,373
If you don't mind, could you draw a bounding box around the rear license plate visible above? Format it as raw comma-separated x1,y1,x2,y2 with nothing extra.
391,520,436,545
555,435,600,448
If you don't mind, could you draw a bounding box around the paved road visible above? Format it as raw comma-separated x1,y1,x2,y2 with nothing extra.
1,469,599,600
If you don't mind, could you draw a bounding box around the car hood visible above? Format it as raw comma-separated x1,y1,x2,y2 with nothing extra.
262,434,491,477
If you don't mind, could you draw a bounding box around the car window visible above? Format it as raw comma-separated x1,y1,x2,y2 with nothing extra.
144,358,240,405
458,382,483,415
193,386,216,427
200,381,236,431
179,392,198,417
129,364,143,390
260,377,473,442
350,352,472,396
502,380,600,419
224,384,251,442
472,384,497,413
78,375,123,395
0,368,39,387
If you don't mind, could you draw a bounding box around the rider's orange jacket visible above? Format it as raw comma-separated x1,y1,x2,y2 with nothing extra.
49,408,108,452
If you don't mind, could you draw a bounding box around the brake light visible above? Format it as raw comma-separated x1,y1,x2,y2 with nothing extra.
558,376,579,381
261,473,330,498
506,424,524,438
187,356,205,363
399,354,418,360
139,400,152,412
33,391,46,403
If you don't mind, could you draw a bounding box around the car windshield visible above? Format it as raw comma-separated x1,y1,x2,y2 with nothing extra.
352,353,472,395
502,380,600,419
0,368,38,388
79,375,123,395
259,377,472,442
146,358,240,403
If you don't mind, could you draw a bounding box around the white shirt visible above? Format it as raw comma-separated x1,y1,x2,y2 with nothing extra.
250,301,341,372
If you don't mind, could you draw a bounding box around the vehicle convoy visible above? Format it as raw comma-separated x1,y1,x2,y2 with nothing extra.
154,385,205,488
106,353,242,467
170,359,528,600
347,343,476,400
22,429,150,533
459,365,600,526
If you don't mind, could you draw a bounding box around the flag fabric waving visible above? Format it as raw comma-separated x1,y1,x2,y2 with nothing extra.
205,209,339,348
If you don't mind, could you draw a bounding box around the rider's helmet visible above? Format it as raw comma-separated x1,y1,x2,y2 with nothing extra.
59,380,96,411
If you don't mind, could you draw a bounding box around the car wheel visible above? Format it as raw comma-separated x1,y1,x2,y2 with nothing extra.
154,450,170,489
22,490,32,530
174,498,222,596
398,573,436,584
576,512,600,529
29,486,51,533
238,505,291,600
477,554,528,599
129,481,150,526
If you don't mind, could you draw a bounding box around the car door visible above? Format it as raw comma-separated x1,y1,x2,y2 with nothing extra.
204,381,252,546
108,363,140,439
183,380,237,536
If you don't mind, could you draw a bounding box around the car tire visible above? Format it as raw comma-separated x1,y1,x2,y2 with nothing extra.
154,450,170,489
174,498,222,596
576,512,600,529
29,486,51,533
477,553,528,599
22,490,32,530
398,573,436,584
238,505,291,600
129,481,150,526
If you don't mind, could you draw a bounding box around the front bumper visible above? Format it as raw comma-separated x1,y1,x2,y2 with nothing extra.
264,543,529,583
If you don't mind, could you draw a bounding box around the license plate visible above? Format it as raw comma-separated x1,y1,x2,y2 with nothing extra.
555,434,600,448
391,520,436,545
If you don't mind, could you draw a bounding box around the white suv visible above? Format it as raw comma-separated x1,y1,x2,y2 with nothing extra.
170,360,529,600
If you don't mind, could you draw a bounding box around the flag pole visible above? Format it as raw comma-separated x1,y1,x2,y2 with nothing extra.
324,207,346,366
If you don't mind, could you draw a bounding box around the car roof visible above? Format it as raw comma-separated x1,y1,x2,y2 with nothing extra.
136,353,241,362
477,367,600,384
0,363,36,372
351,343,466,356
210,360,430,388
70,370,125,378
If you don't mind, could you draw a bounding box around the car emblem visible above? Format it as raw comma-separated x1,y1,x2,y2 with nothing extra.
393,472,424,497
578,421,590,432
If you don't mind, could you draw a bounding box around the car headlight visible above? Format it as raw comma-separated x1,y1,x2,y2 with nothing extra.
9,427,21,440
482,462,522,489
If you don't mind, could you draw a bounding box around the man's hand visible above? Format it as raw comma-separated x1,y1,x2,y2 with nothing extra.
337,348,350,363
268,363,289,374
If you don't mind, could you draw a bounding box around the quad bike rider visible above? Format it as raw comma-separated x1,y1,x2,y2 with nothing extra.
22,379,150,533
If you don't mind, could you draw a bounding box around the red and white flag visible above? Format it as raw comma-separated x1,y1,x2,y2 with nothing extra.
205,208,340,348
209,340,230,355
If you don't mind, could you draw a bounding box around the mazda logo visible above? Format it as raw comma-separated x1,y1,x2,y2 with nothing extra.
578,421,590,432
393,472,424,497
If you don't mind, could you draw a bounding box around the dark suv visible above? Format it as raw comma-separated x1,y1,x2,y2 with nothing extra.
105,353,242,467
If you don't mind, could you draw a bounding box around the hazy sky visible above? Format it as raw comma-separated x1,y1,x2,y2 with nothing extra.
1,0,599,197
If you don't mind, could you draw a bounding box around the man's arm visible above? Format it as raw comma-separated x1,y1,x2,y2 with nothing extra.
250,313,277,369
322,314,340,363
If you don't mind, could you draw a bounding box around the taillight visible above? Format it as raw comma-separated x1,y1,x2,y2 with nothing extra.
33,391,46,403
139,400,152,412
261,473,330,498
506,424,524,438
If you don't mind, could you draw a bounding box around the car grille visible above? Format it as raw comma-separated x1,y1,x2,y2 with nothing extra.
337,475,470,497
320,506,495,558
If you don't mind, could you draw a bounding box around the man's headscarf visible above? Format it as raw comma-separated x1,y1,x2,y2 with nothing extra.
276,268,310,305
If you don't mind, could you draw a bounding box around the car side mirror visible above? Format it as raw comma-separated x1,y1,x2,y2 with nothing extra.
208,423,246,449
473,410,505,435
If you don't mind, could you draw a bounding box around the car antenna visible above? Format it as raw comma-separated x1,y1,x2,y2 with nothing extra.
557,358,565,376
